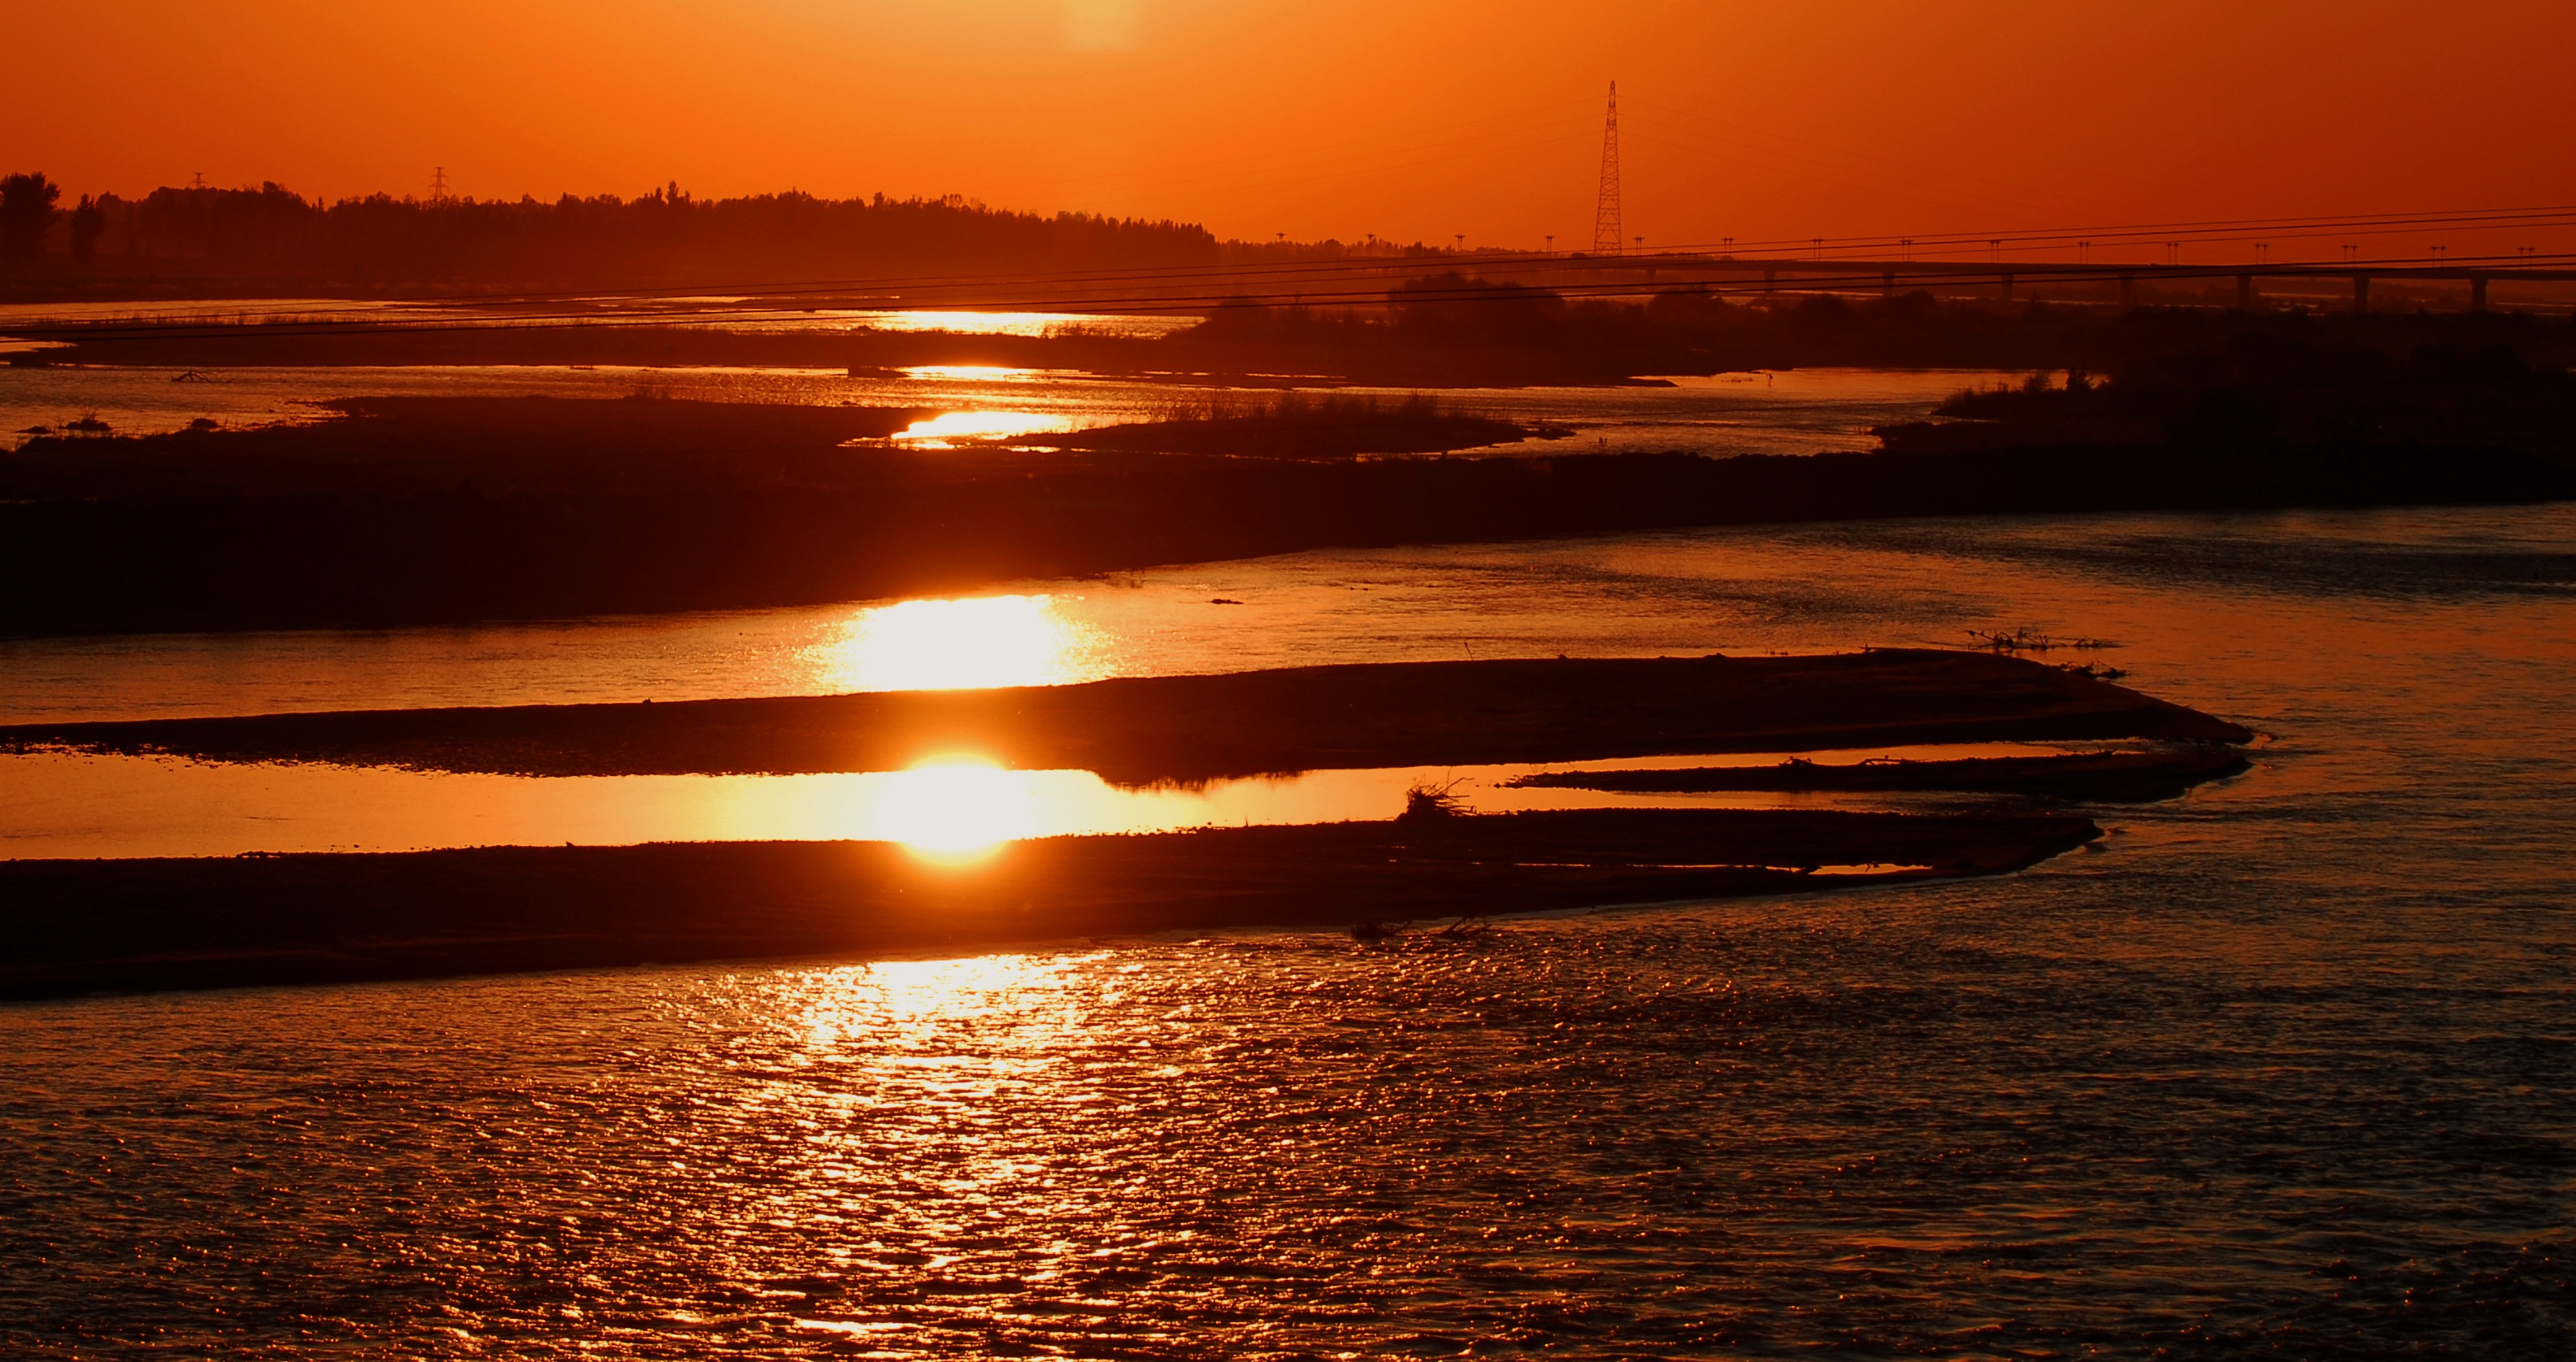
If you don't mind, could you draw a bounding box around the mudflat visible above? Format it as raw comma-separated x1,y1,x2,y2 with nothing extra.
1507,745,2252,803
3,650,2253,784
0,808,2101,1000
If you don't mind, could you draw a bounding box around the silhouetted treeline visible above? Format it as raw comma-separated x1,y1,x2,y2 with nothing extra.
4,396,2567,635
0,176,1223,290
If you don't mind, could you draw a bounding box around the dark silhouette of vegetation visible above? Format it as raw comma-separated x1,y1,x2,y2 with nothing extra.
1,393,2567,636
1039,393,1562,458
0,179,1219,288
1879,331,2576,464
1397,779,1471,822
0,171,60,260
67,195,104,262
1388,272,1570,344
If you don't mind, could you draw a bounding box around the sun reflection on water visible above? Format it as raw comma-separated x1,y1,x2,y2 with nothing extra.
782,952,1100,1235
857,310,1188,336
802,594,1114,693
890,410,1068,446
871,757,1038,862
896,364,1046,382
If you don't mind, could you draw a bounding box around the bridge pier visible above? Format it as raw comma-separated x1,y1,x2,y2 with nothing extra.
2118,274,2135,310
2471,275,2489,312
2000,272,2013,303
1881,270,1896,297
2353,274,2370,312
2237,274,2254,309
1762,267,1775,294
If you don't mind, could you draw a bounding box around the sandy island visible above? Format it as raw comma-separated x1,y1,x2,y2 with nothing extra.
3,650,2250,784
0,651,2257,999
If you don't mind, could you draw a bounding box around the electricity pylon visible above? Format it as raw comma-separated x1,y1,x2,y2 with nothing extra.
1592,81,1622,256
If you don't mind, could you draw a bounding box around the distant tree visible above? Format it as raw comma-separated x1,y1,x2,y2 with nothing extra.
1388,272,1566,344
68,194,105,262
0,171,62,258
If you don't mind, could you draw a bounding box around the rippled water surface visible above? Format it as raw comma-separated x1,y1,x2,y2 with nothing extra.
3,514,2571,1351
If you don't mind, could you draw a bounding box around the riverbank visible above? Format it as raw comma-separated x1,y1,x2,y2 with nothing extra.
1507,745,2251,802
5,393,2567,636
0,806,2103,1000
2,652,2252,783
18,288,2575,388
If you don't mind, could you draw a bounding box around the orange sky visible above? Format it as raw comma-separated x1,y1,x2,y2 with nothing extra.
17,2,2576,263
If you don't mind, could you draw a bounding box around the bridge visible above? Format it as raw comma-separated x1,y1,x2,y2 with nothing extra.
1550,252,2576,312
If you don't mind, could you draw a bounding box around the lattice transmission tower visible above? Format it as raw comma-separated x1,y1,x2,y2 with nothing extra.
1592,81,1622,256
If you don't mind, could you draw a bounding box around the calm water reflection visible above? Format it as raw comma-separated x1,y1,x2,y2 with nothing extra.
0,743,2062,861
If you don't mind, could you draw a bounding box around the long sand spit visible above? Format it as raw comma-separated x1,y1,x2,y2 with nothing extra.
0,809,2103,1001
0,651,2253,999
1,651,2252,785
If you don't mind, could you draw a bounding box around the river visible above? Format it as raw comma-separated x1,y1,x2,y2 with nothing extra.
0,387,2569,1353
